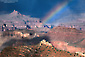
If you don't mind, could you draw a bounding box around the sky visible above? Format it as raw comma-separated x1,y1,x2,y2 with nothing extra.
0,0,85,25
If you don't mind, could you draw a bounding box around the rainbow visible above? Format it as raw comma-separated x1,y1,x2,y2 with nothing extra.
42,2,69,24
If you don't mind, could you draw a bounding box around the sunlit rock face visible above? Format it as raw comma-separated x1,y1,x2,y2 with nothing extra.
0,29,50,52
0,29,38,52
0,39,83,57
2,29,36,39
45,26,85,53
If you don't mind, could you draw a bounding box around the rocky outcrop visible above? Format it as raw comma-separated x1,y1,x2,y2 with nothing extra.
0,39,84,57
45,26,85,53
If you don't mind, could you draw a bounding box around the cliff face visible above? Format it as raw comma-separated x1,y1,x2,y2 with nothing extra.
0,40,83,57
2,29,36,39
46,26,85,45
45,26,85,53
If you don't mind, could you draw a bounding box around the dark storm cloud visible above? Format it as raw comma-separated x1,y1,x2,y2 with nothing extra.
68,0,85,15
0,0,68,18
0,0,85,19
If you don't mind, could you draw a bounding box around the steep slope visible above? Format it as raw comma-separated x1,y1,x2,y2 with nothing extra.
0,39,84,57
45,26,85,53
46,26,85,44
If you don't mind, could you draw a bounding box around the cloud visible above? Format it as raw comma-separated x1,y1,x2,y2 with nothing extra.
0,0,18,3
52,10,85,30
50,7,85,26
